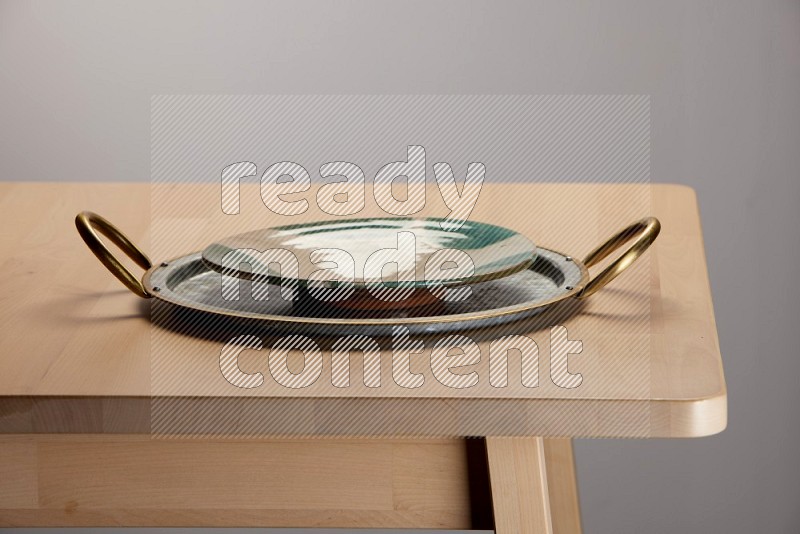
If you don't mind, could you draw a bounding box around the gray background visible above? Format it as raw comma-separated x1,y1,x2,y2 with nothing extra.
1,1,798,533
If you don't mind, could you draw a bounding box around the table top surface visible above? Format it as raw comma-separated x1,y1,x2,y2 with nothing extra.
0,182,726,438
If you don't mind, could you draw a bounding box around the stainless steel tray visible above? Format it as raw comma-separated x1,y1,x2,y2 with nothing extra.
75,213,660,336
145,247,583,336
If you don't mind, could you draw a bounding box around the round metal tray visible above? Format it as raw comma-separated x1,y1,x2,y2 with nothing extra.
75,213,660,336
143,247,583,336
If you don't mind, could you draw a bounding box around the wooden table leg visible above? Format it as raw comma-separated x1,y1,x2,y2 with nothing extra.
485,437,582,534
543,439,582,534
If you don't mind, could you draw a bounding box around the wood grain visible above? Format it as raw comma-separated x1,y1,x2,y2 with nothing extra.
486,438,582,534
0,434,476,528
487,437,553,534
0,182,727,438
544,439,582,534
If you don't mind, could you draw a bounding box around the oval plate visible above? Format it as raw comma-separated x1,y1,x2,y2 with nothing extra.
201,217,536,289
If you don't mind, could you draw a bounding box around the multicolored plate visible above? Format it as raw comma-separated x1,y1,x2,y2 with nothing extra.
201,217,536,289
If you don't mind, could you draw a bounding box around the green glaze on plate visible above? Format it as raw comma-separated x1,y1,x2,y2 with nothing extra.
202,217,536,289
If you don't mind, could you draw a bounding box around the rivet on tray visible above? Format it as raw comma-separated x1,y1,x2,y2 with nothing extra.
565,256,573,262
565,286,574,290
160,262,169,267
152,286,161,292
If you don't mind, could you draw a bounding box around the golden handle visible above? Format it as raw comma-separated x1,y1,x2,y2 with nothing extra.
75,211,152,298
575,217,661,299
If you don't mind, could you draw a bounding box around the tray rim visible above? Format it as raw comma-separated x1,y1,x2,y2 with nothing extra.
143,246,589,327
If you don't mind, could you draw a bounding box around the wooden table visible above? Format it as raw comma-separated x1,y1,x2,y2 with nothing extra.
0,182,726,532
